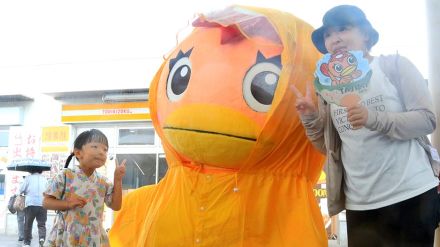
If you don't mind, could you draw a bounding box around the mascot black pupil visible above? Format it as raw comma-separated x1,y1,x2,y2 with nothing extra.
172,65,191,95
251,71,278,105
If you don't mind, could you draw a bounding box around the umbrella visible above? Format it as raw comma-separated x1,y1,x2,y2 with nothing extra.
7,158,51,172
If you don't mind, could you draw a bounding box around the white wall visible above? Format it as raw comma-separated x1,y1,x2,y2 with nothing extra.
0,1,429,95
22,94,63,127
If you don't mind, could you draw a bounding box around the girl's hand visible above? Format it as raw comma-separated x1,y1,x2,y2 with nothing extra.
66,194,87,209
347,104,368,129
290,83,318,116
114,159,126,183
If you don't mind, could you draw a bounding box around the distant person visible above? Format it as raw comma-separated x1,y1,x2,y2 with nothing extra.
17,176,26,242
43,129,126,247
20,168,48,247
293,4,439,247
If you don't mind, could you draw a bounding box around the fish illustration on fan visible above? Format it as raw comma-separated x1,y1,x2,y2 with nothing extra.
314,50,371,107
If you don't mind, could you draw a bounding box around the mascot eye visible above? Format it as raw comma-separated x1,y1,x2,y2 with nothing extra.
243,62,280,112
167,57,192,101
347,55,356,65
333,64,343,73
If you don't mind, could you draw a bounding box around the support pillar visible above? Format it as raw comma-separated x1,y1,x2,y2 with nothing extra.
426,0,440,246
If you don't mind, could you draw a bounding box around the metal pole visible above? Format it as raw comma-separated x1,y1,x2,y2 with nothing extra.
426,0,440,246
426,1,440,146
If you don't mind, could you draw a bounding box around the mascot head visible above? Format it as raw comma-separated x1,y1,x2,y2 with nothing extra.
149,6,322,172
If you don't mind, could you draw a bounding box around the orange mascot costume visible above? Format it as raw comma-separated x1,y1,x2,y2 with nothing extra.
110,5,326,247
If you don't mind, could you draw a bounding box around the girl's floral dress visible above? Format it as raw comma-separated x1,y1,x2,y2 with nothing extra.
44,166,113,247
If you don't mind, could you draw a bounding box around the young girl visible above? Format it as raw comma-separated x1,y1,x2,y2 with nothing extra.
43,129,126,247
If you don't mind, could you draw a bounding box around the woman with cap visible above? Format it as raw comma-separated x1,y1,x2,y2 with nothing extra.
293,5,438,247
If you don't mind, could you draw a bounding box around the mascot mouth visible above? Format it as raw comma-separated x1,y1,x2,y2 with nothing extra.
163,126,257,142
162,125,257,168
161,104,262,167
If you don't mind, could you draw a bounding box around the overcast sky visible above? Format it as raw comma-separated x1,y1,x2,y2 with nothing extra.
0,0,428,94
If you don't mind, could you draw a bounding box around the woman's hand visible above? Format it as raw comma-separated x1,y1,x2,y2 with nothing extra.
114,159,126,183
291,83,317,115
347,104,368,129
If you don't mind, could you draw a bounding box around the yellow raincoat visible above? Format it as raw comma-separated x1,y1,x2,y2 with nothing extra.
110,5,326,247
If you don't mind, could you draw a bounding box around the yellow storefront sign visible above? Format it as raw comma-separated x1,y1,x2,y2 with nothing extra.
62,102,150,123
42,126,70,142
41,126,71,153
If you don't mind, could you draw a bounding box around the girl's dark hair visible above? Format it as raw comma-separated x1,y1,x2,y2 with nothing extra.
64,129,109,168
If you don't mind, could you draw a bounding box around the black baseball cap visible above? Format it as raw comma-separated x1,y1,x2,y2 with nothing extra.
311,5,379,54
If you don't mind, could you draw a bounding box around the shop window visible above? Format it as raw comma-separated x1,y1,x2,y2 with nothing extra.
158,154,168,183
0,131,8,147
0,174,5,196
118,153,157,189
118,128,154,145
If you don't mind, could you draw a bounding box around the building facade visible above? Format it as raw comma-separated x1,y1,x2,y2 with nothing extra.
0,90,167,233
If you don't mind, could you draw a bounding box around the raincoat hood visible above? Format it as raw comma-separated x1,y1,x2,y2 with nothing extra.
154,5,323,174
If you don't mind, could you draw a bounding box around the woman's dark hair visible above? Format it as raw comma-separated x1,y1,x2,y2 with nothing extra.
358,24,376,51
64,129,109,168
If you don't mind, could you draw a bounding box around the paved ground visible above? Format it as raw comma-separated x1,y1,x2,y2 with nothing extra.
0,233,347,247
329,239,348,247
1,211,56,247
